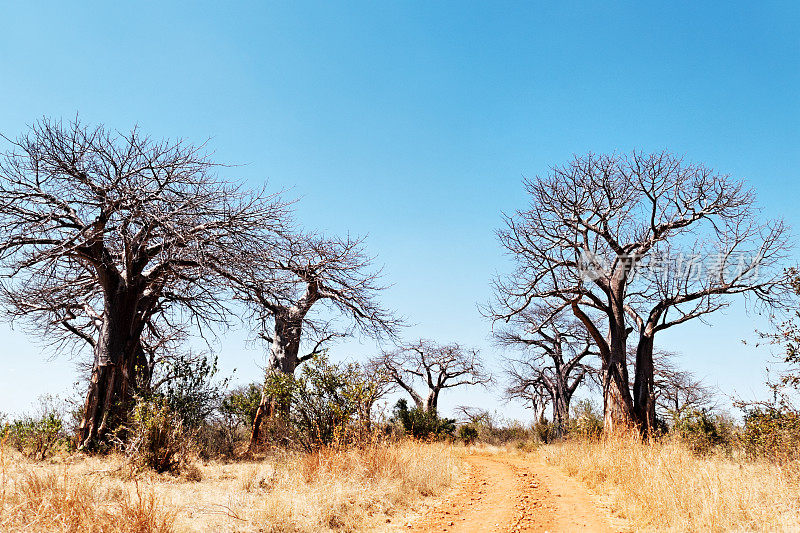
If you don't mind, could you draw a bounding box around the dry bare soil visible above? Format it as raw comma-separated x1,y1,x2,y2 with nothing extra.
404,449,622,532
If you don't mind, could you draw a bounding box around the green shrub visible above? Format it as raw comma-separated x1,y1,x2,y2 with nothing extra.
567,399,603,440
532,419,556,443
260,354,384,450
455,408,533,445
458,424,479,444
153,352,228,429
740,406,800,463
670,408,732,456
220,383,263,429
1,395,72,460
391,399,455,440
192,383,264,458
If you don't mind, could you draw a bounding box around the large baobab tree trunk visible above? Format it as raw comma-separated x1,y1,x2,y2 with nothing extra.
424,390,440,413
603,298,635,434
551,384,570,437
249,314,302,451
571,298,635,434
77,290,143,450
633,330,657,436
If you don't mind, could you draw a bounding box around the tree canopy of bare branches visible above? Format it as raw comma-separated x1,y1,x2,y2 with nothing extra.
488,151,790,434
224,230,401,449
499,305,598,435
0,118,287,449
375,339,492,413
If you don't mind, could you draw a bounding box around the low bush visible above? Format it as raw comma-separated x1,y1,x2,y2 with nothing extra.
457,424,478,444
566,399,603,440
455,408,533,444
740,406,800,463
670,408,735,456
125,399,192,474
392,399,455,440
192,383,264,459
1,395,72,460
259,354,386,450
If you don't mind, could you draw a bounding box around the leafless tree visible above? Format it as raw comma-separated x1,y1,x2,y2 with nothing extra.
488,151,790,434
638,350,717,421
356,359,396,430
0,118,287,449
375,339,492,413
499,305,598,435
224,231,401,449
504,371,549,423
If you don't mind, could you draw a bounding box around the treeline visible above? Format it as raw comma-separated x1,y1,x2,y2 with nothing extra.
0,118,402,452
0,118,496,462
2,119,799,468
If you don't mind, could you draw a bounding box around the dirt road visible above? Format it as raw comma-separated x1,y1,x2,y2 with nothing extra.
404,451,623,532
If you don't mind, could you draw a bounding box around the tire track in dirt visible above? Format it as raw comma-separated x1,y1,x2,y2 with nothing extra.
404,452,621,532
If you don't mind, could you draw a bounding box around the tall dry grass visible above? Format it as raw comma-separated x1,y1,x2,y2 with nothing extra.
0,448,176,532
539,435,800,532
231,440,459,531
0,439,458,532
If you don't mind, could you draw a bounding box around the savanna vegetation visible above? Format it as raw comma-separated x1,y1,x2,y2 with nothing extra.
1,121,799,532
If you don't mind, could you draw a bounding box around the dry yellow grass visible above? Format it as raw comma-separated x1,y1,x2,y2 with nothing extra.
0,445,176,532
537,435,800,532
0,440,459,532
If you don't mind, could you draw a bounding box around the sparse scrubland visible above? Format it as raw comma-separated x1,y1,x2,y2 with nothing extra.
0,439,459,533
2,124,800,533
4,393,800,532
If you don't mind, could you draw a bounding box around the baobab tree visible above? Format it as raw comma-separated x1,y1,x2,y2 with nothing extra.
0,118,287,449
225,232,400,449
489,151,790,434
504,370,549,423
499,305,597,436
641,350,717,421
375,339,492,413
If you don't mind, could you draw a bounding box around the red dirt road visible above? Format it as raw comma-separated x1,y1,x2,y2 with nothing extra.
405,452,622,532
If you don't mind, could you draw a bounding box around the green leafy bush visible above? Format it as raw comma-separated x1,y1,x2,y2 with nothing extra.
740,406,800,463
193,383,264,458
260,354,385,450
220,383,263,429
391,399,455,440
567,399,603,440
670,408,733,456
153,352,229,429
458,424,479,444
1,395,72,460
532,419,556,443
454,408,533,444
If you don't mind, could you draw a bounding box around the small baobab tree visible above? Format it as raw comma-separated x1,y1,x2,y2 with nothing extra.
375,339,492,413
225,232,400,449
641,350,717,422
0,118,287,449
499,305,598,436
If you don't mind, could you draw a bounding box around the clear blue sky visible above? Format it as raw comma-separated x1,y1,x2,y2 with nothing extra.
1,1,798,420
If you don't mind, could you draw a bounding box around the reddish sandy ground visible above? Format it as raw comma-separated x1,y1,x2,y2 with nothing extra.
403,451,625,532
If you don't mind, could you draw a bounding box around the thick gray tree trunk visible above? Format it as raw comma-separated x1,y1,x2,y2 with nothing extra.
603,286,636,434
249,312,302,451
633,329,657,436
423,390,440,413
76,288,143,450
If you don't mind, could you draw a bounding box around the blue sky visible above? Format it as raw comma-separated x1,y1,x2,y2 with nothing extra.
1,2,798,420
